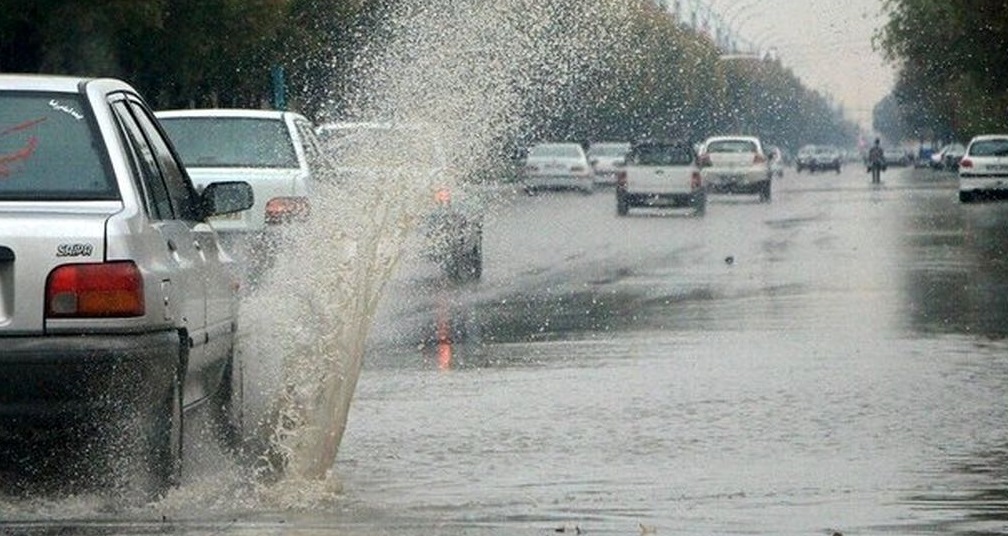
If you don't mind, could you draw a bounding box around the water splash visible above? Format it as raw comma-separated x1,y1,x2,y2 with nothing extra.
235,0,636,500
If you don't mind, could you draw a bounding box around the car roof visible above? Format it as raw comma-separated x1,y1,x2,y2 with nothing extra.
155,108,302,121
969,134,1008,142
0,74,134,95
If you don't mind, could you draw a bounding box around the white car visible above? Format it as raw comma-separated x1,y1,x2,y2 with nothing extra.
958,134,1008,203
522,142,593,194
0,75,253,497
156,109,323,282
317,121,484,280
698,135,773,201
587,141,631,186
616,140,706,216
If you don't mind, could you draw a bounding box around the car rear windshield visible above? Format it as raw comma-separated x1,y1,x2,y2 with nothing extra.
159,116,299,169
588,144,630,157
628,144,694,166
0,92,116,201
529,144,582,158
969,139,1008,157
706,139,757,153
320,126,443,168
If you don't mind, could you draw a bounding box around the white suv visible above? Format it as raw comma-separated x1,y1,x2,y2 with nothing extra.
0,75,253,497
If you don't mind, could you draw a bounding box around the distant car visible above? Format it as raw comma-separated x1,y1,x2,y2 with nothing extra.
883,148,909,167
156,109,322,284
587,141,631,186
931,142,966,171
522,142,594,194
616,140,705,216
958,134,1008,203
698,135,773,201
796,144,842,173
942,143,966,171
0,75,254,496
317,121,484,280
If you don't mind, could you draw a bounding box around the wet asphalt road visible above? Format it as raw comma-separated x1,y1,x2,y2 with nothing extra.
3,164,1008,535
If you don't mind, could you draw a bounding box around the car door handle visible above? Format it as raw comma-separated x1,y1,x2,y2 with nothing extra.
193,240,202,251
166,239,177,252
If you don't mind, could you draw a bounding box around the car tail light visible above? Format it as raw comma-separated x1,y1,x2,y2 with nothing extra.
753,153,767,164
959,158,973,169
265,196,310,225
697,153,712,167
46,261,144,318
691,171,702,190
434,187,451,205
616,170,627,187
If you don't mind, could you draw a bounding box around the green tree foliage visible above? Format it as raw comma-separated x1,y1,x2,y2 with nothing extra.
0,0,372,113
877,0,1008,142
1,0,855,151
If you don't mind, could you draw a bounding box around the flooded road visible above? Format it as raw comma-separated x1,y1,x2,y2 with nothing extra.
3,166,1007,535
349,165,1008,535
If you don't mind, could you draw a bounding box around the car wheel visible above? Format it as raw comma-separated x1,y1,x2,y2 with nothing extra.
959,190,976,203
693,194,707,217
616,193,629,216
148,358,183,498
759,181,772,202
470,239,483,280
212,349,244,454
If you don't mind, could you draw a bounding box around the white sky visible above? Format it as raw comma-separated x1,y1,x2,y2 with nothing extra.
702,0,895,130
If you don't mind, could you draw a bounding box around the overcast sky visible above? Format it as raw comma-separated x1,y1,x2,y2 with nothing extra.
702,0,895,130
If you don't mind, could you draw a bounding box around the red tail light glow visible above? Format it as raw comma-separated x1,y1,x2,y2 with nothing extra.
616,170,628,187
434,187,452,205
265,196,310,225
691,171,702,190
46,261,144,318
754,153,767,164
959,158,973,169
698,153,712,167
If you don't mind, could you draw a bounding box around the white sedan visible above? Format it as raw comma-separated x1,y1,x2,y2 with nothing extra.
698,135,773,202
522,142,593,194
958,134,1008,203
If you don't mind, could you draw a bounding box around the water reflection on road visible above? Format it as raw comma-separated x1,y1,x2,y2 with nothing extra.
355,167,1008,535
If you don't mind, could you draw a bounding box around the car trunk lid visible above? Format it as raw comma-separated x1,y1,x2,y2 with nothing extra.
0,202,117,334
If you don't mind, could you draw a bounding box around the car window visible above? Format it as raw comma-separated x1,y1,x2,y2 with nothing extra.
323,125,443,169
627,144,694,166
588,144,629,157
0,92,116,201
969,139,1008,157
110,99,174,220
128,100,200,221
159,116,299,169
706,139,757,153
528,144,582,158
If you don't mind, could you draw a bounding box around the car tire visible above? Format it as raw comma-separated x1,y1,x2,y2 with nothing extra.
759,180,772,203
212,349,244,454
959,190,976,203
693,194,707,217
148,357,183,498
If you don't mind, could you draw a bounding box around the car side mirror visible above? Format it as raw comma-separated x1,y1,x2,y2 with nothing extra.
202,181,254,218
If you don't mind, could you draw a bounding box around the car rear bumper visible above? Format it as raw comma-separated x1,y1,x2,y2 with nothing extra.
703,171,769,194
621,190,702,207
959,175,1008,192
0,330,179,426
524,175,594,192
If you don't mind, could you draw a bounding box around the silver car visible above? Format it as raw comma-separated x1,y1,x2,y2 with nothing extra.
0,75,253,497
